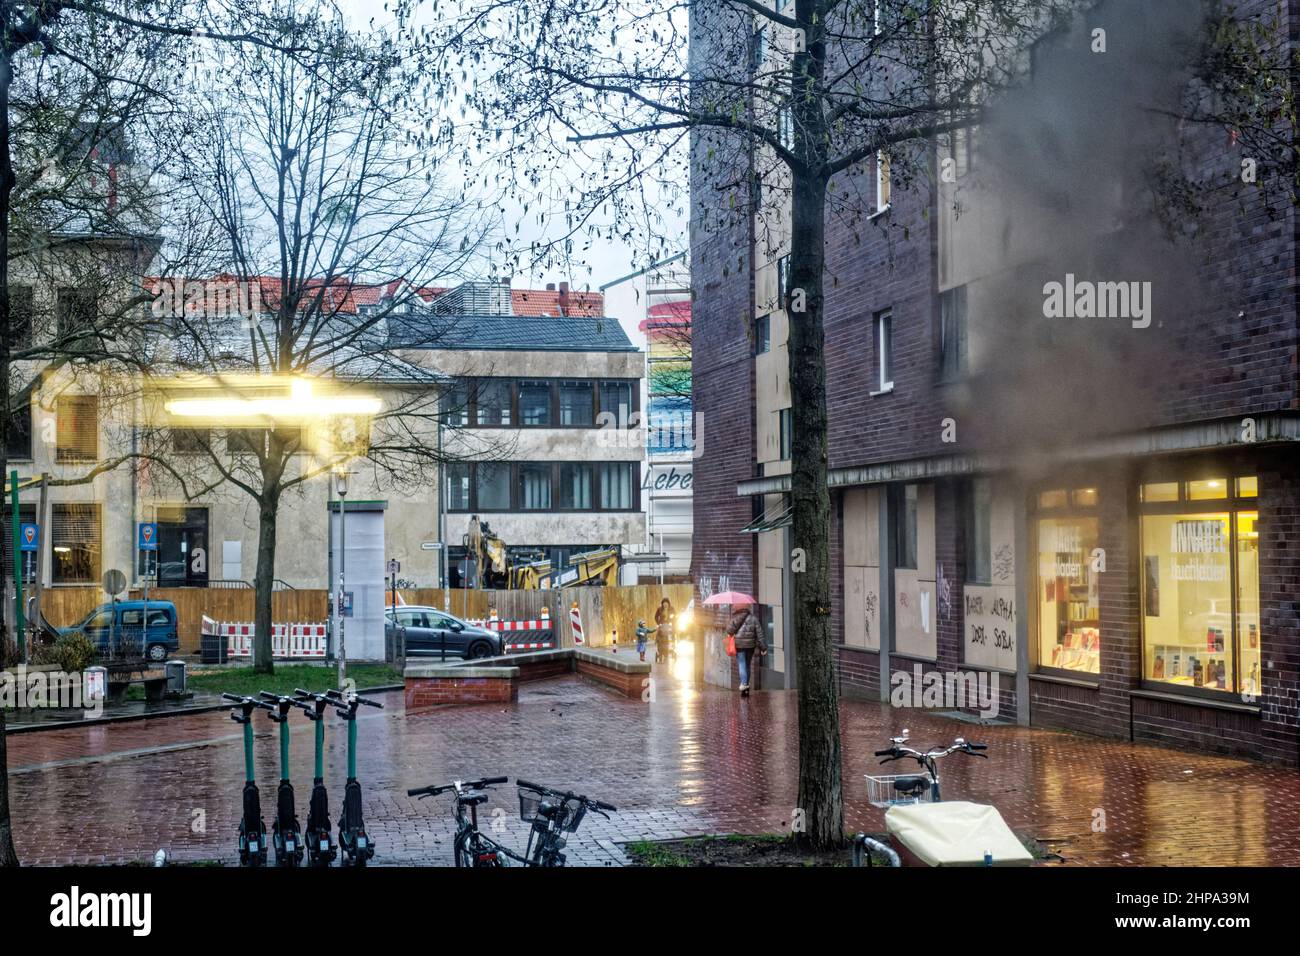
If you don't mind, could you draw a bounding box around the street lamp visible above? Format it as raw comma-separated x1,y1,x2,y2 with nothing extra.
335,469,349,689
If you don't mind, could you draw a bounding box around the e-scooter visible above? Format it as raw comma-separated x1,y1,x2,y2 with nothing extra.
325,689,383,867
222,693,274,867
260,692,307,867
293,688,338,866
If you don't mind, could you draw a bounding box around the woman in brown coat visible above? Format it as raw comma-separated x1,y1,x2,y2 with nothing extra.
727,605,766,696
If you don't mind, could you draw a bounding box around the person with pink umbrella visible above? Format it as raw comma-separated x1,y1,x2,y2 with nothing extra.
704,591,767,696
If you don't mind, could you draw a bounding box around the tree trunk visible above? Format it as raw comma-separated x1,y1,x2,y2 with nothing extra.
252,495,278,675
0,43,21,866
788,5,843,851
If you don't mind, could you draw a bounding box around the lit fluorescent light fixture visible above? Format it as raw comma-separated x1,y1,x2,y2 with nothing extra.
165,379,381,420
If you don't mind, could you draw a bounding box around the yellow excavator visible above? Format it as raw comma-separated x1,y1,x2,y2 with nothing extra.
464,516,619,589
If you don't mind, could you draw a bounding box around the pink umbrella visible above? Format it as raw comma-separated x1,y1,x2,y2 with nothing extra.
703,591,758,606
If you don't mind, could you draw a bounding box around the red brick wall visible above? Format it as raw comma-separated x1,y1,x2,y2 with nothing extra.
575,660,649,699
405,675,517,710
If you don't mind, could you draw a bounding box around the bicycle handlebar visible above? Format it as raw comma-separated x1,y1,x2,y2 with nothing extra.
407,776,509,798
516,779,617,812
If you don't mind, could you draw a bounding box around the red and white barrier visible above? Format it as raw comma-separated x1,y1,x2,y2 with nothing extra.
461,607,556,653
570,602,584,646
219,621,327,660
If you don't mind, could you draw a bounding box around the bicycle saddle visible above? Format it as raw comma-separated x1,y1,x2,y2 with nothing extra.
458,791,491,806
893,776,929,793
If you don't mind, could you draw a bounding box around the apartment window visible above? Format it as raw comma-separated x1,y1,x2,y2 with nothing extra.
440,381,470,427
56,287,97,347
51,502,101,584
559,463,593,509
518,380,551,426
474,379,512,426
753,314,771,355
558,381,595,426
778,407,792,460
874,310,893,391
599,461,635,510
519,463,553,510
172,428,211,455
446,463,471,511
7,391,32,459
1139,477,1260,697
952,124,977,178
9,285,33,350
778,105,794,151
874,151,892,213
939,285,968,379
56,395,98,462
777,255,791,312
227,428,263,457
598,381,634,424
966,478,992,584
892,484,918,570
477,462,512,510
750,27,767,71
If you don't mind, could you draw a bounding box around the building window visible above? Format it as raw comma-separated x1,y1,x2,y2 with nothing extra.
599,461,635,510
1034,488,1101,675
749,26,767,71
558,380,595,426
446,463,471,511
171,428,211,455
598,380,634,425
56,395,98,462
9,285,33,350
518,380,551,426
874,309,893,391
1139,478,1260,696
966,477,992,584
51,502,101,584
518,463,553,510
441,381,470,427
56,287,97,347
939,285,968,380
754,314,771,355
7,391,32,460
778,106,794,151
892,483,918,569
476,462,512,510
778,407,791,460
777,255,791,312
559,463,593,509
474,379,512,426
875,150,891,212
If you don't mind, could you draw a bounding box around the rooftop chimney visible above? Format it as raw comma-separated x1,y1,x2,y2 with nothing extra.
558,280,570,316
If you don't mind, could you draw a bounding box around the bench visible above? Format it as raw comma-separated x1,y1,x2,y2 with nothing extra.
108,676,168,704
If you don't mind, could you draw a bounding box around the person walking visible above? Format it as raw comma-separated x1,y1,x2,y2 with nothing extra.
726,604,766,696
654,598,676,663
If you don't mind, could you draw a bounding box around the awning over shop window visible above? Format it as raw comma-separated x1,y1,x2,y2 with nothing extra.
740,501,792,534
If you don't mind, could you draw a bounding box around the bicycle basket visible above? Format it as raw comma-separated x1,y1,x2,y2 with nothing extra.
562,799,587,833
865,774,933,809
518,789,544,823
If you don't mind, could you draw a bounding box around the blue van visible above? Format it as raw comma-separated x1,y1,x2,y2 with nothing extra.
63,600,181,662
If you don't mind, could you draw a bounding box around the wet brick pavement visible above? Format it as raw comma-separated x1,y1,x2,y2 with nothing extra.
7,660,1300,866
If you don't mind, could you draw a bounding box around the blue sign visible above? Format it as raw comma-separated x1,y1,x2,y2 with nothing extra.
19,523,38,552
138,522,159,551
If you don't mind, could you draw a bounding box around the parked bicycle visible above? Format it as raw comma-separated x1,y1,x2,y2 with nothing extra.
406,776,616,867
869,730,988,804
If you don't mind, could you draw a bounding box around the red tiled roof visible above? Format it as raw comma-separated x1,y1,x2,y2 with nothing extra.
510,288,604,317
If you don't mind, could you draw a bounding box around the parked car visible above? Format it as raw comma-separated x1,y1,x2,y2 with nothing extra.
384,606,502,659
61,600,180,663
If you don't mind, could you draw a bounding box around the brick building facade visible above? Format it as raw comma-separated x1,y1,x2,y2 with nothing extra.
689,0,1300,763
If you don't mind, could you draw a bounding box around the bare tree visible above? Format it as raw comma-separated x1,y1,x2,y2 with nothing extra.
145,1,489,676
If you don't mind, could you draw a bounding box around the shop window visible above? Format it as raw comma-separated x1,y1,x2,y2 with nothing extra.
56,395,98,462
518,463,553,510
966,478,992,584
558,381,594,426
1036,515,1101,673
1141,485,1259,696
52,502,101,584
559,463,593,509
1188,478,1228,500
599,461,635,510
1237,477,1258,498
1141,482,1179,503
892,484,918,569
476,463,512,510
518,381,551,426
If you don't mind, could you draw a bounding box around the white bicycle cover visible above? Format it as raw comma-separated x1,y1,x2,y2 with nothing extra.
884,801,1033,867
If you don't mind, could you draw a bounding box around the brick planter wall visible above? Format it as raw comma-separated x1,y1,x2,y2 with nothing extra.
404,665,519,710
403,647,652,708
